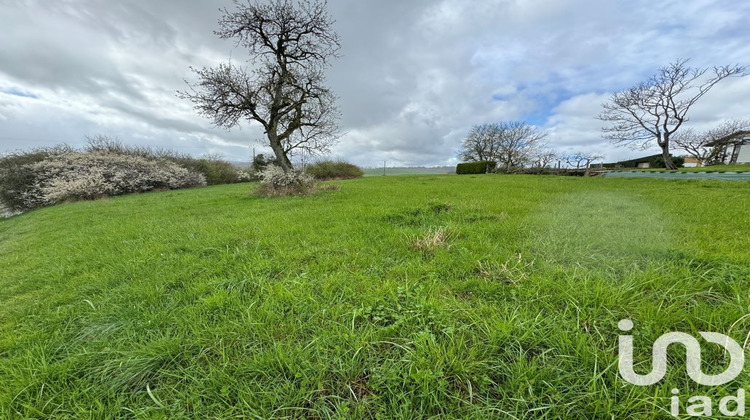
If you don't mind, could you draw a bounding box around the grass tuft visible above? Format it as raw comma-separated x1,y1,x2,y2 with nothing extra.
409,226,457,251
476,254,534,284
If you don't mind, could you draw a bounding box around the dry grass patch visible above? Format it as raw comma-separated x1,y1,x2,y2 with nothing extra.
477,253,535,284
319,184,341,191
253,183,318,197
410,226,457,251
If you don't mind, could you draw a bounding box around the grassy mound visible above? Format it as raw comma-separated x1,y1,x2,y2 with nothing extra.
1,175,748,418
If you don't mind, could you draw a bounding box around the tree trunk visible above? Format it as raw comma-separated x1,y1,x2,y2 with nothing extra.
268,131,294,172
660,145,676,169
658,134,676,170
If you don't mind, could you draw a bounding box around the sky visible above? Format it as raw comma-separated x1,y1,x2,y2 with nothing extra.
1,0,749,167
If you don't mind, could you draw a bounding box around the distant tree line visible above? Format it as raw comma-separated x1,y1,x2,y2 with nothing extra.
458,122,609,171
458,122,555,170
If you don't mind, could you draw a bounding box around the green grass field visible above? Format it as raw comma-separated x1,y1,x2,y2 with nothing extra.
362,167,455,176
1,175,749,418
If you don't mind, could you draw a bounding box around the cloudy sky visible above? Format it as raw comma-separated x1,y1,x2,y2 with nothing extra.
1,0,749,167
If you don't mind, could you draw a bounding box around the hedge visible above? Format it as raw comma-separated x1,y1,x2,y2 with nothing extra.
305,160,364,180
456,161,496,174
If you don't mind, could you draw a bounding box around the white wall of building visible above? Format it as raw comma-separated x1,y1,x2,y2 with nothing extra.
737,142,750,164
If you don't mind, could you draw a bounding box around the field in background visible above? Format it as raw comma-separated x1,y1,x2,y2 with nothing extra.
1,175,749,418
362,166,454,176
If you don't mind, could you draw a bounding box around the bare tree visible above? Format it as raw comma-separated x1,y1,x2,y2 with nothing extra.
458,124,500,162
495,122,548,170
565,152,603,169
532,149,558,168
180,0,341,172
598,59,746,169
458,122,547,170
672,119,750,165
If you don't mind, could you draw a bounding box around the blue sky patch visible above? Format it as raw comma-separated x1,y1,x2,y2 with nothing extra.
1,87,39,99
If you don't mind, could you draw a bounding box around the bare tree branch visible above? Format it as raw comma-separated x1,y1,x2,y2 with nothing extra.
564,152,603,169
532,150,558,168
672,119,750,165
597,59,746,169
179,0,341,172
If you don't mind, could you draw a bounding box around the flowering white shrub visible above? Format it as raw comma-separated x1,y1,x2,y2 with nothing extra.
17,152,206,209
0,203,16,218
236,169,258,182
255,166,316,196
259,166,315,188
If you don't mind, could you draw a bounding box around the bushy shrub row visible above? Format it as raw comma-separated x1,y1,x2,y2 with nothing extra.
0,145,73,213
305,160,363,180
0,150,206,212
0,136,359,211
0,136,256,213
185,158,252,185
456,161,496,174
85,136,250,185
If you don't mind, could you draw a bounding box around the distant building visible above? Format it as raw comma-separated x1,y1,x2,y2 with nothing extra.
591,154,682,169
708,131,750,164
683,157,701,168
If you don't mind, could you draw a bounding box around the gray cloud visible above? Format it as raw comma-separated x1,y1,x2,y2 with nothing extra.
1,0,750,167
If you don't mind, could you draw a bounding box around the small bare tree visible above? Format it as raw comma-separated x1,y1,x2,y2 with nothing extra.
672,119,750,165
532,149,558,168
598,59,746,169
180,0,341,172
565,152,603,169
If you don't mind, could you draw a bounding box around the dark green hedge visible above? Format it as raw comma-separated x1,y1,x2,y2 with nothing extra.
456,161,496,174
599,154,685,169
180,158,243,185
305,160,364,180
649,156,685,168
